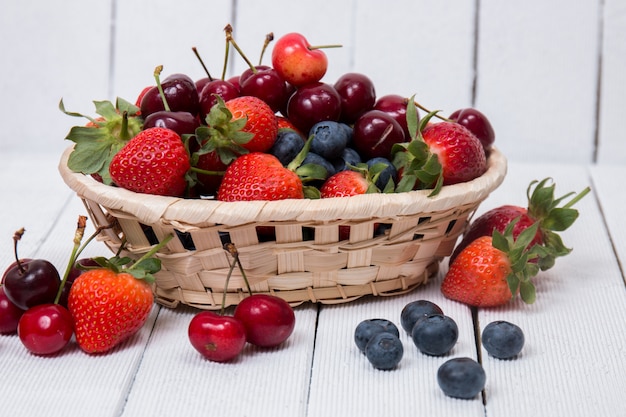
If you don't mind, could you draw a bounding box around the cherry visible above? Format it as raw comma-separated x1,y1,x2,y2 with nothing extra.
271,33,340,87
233,294,295,347
352,109,407,160
240,66,290,114
2,258,31,284
334,72,376,124
448,108,495,152
3,259,60,311
143,110,200,136
0,286,25,334
373,94,415,139
188,311,247,362
140,71,200,118
287,82,342,134
18,303,73,355
199,79,240,120
194,150,228,196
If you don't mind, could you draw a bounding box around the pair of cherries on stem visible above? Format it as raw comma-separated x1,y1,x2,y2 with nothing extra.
188,243,296,362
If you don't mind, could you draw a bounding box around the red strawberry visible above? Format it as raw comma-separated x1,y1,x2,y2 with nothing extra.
224,96,278,153
392,98,486,196
109,127,190,196
68,268,154,353
441,221,541,307
450,178,590,268
320,165,380,198
217,152,304,201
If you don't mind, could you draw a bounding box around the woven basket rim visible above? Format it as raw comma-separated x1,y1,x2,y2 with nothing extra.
58,146,507,227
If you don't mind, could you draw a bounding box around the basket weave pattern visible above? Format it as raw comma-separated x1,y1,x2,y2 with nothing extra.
59,147,507,309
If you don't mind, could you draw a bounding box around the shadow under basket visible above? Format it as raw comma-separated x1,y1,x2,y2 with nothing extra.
58,147,507,310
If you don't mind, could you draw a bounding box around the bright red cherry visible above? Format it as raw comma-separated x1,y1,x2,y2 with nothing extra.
234,294,295,348
188,311,247,362
0,286,25,334
448,108,495,152
272,33,330,87
18,303,74,355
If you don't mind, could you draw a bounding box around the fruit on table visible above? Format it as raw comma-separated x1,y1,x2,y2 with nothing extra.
0,286,25,334
437,357,486,399
233,294,296,347
354,318,400,353
450,178,591,270
481,320,525,359
109,126,191,197
271,32,338,87
400,299,444,334
448,107,495,153
410,314,459,356
188,311,247,362
17,303,74,355
441,220,541,307
365,332,404,370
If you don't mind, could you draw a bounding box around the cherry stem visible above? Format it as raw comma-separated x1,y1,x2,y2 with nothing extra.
192,47,214,81
153,65,171,112
309,44,343,50
12,228,26,274
189,166,225,177
413,100,450,122
225,24,257,74
222,27,231,81
221,243,252,313
259,32,274,66
53,216,88,304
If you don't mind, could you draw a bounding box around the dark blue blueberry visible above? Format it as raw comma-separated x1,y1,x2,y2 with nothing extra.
269,129,305,166
411,314,458,356
366,157,397,191
437,357,486,399
481,320,525,359
365,332,404,370
400,300,444,333
303,152,335,179
340,122,354,144
332,147,362,172
354,318,400,353
309,121,349,160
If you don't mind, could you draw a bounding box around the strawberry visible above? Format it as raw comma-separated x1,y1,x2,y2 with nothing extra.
441,220,541,307
392,97,486,196
67,237,171,353
320,164,382,198
109,127,191,196
217,152,304,201
450,178,590,269
61,98,143,185
225,96,278,153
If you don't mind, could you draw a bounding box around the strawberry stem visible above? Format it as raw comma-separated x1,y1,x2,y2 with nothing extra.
127,234,174,271
153,65,171,112
192,46,214,81
189,166,226,177
563,186,591,209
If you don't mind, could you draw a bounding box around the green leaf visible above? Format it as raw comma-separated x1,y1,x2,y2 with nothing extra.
303,185,321,199
519,280,536,304
542,207,579,232
406,95,419,140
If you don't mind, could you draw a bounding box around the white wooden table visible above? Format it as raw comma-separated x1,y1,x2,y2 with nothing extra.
1,151,624,417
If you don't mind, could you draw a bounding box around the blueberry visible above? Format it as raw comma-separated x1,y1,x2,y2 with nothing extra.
332,147,362,172
437,357,486,399
400,300,444,333
411,314,458,356
269,129,305,165
481,320,525,359
303,152,335,179
354,318,400,353
366,157,397,191
309,121,349,160
365,332,404,370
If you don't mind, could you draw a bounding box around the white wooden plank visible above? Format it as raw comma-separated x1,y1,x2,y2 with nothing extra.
597,0,626,164
120,304,319,417
475,163,626,416
476,0,600,164
352,0,476,110
0,1,111,155
306,283,484,416
112,0,232,103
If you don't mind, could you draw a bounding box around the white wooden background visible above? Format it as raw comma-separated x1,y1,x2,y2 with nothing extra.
1,0,624,165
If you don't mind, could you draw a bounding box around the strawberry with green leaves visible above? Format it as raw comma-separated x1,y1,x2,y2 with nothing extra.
441,220,542,307
109,127,191,197
68,235,172,353
320,163,386,198
392,97,486,196
450,178,590,270
61,98,143,185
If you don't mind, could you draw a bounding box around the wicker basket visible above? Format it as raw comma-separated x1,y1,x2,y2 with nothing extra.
58,146,507,310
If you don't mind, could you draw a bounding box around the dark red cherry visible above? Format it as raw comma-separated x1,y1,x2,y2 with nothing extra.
334,72,376,124
352,110,406,160
143,111,200,136
0,286,25,334
240,67,289,113
199,79,240,120
286,82,342,134
448,108,495,152
3,259,60,311
140,73,200,118
373,94,415,139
